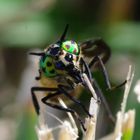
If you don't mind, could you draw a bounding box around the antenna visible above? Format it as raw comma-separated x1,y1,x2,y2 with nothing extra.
29,52,44,56
59,24,69,43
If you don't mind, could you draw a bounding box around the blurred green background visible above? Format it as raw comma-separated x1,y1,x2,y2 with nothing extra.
0,0,140,139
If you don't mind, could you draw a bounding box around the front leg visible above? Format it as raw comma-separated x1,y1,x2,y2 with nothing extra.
31,86,87,131
89,56,126,90
31,87,58,115
58,84,92,117
89,56,111,89
41,91,86,131
79,57,93,82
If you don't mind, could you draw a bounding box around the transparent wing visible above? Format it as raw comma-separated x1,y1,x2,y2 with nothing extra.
79,38,111,69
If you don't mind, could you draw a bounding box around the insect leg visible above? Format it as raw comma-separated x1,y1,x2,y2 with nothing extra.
91,78,116,123
80,57,92,82
89,56,126,90
31,86,86,130
35,69,41,80
108,80,127,91
41,91,86,131
31,87,58,115
89,56,111,89
79,56,116,123
58,85,92,117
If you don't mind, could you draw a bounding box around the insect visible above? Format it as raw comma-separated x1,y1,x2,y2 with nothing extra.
30,25,126,130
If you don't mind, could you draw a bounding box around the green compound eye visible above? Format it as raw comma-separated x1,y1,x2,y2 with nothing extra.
61,40,80,55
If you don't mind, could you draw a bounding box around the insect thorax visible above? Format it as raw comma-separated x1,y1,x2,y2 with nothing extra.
39,55,57,77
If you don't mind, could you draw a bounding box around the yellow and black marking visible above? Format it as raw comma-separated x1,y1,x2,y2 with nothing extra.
40,55,57,77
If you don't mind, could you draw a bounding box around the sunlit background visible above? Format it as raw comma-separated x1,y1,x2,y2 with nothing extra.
0,0,140,139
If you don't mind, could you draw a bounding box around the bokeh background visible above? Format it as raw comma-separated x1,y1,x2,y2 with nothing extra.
0,0,140,139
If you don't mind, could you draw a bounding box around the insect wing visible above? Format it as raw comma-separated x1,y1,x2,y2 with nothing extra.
79,38,111,66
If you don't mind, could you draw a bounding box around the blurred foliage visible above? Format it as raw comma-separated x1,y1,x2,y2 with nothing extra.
16,110,37,140
0,0,140,140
